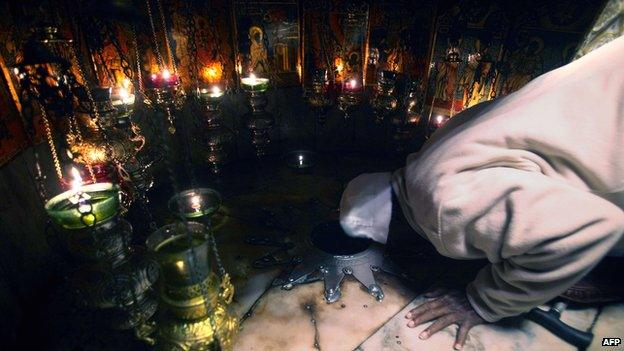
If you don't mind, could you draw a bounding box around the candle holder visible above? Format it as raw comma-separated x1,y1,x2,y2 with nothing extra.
428,114,450,136
371,70,398,124
168,188,222,220
284,150,317,173
145,71,186,108
144,71,186,134
147,222,237,350
338,77,362,119
389,80,423,153
45,182,120,229
241,75,274,158
306,69,332,125
197,87,235,174
46,184,159,331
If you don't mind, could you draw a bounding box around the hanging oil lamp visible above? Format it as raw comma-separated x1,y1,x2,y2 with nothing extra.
147,221,237,351
145,69,186,109
45,167,159,331
197,85,235,174
389,80,423,153
338,76,362,119
306,68,332,125
241,73,274,157
371,70,398,124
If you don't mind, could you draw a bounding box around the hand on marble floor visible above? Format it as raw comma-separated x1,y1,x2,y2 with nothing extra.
405,287,486,350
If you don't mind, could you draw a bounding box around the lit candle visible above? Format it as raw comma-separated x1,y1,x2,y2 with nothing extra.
147,69,180,89
433,115,450,128
286,150,316,170
168,188,222,219
112,87,135,107
190,194,202,213
198,85,224,104
45,168,120,229
241,73,269,93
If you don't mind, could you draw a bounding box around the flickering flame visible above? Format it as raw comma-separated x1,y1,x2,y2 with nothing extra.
212,86,222,95
119,87,130,100
236,61,243,75
151,73,157,81
162,69,171,80
249,72,257,81
190,194,202,212
70,167,83,191
335,57,344,74
118,87,135,105
298,154,304,167
348,79,357,89
436,115,444,124
122,78,131,89
175,260,185,270
202,63,223,83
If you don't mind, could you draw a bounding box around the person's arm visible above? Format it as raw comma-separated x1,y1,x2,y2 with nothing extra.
433,167,624,321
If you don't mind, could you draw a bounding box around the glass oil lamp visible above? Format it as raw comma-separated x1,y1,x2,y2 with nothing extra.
144,69,186,134
306,69,332,125
147,221,237,350
168,188,222,220
388,80,424,153
241,73,274,157
145,69,185,106
14,25,77,122
45,167,159,331
285,150,317,173
45,167,120,229
429,114,451,135
197,86,235,174
371,70,398,124
338,76,362,119
111,79,136,127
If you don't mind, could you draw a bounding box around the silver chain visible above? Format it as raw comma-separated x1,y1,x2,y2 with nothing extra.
146,0,165,70
156,0,177,74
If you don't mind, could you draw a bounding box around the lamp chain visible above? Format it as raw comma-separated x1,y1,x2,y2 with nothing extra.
156,0,177,75
146,0,165,71
39,102,64,183
132,26,146,99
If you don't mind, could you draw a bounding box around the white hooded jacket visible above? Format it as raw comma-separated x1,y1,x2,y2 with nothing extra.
340,36,624,322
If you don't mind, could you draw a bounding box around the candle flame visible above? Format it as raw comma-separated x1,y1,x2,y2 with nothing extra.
70,167,83,191
151,73,157,81
349,79,357,89
249,72,257,80
119,87,130,100
122,78,131,89
162,69,171,80
190,194,202,212
212,86,222,95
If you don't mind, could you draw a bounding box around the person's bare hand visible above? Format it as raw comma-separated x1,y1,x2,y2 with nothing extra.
405,287,486,350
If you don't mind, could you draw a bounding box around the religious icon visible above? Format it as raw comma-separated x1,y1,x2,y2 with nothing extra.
303,2,369,85
234,0,301,86
249,26,270,73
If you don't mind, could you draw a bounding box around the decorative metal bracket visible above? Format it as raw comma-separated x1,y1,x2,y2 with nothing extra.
273,221,401,303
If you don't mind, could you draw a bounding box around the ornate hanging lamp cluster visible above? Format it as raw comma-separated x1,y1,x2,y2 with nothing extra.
45,168,159,332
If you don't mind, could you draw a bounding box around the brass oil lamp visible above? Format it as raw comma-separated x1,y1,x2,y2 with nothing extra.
241,73,274,157
147,189,237,351
197,86,235,174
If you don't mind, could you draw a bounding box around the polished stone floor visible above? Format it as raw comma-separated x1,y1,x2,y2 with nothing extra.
38,152,624,350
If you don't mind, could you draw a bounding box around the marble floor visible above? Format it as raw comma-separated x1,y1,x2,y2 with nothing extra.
233,270,624,351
